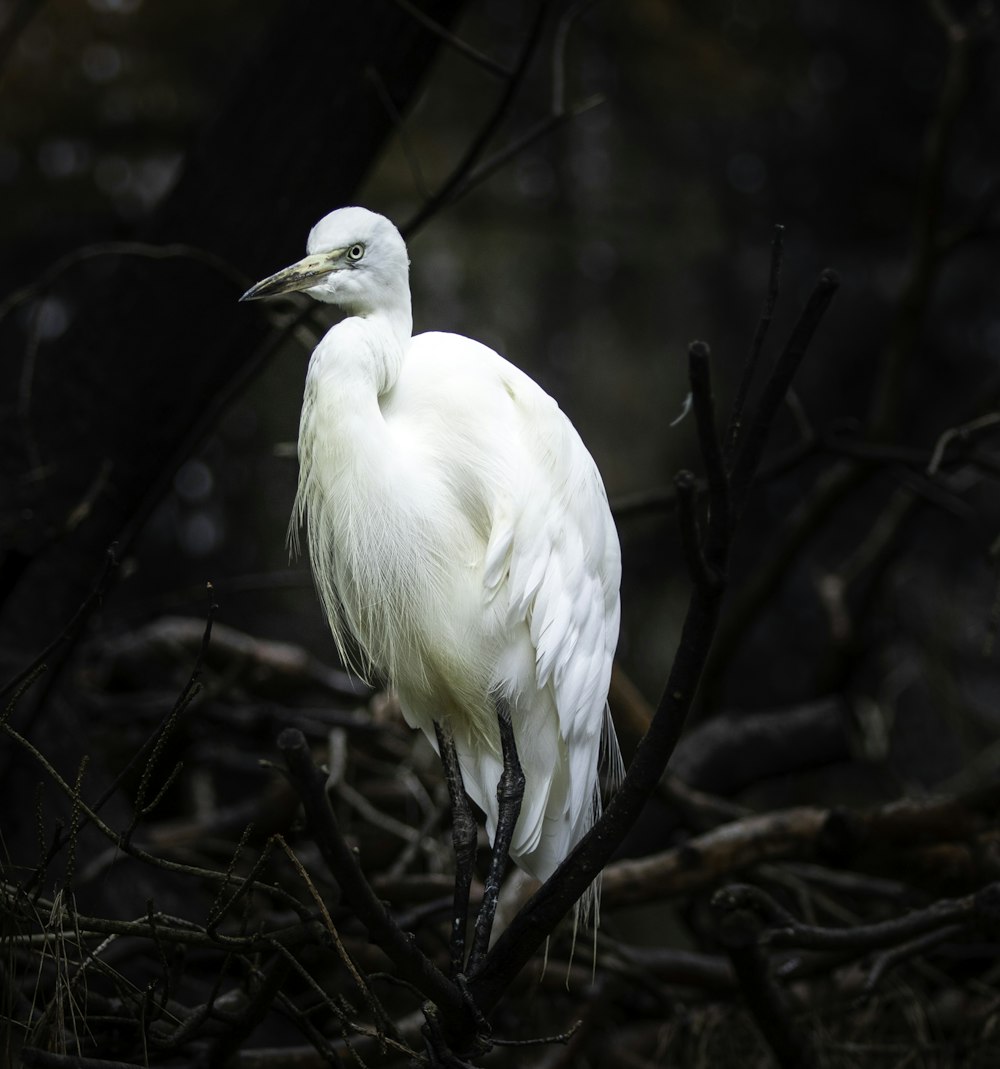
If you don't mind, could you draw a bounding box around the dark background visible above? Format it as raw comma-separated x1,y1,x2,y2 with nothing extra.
2,1,999,1066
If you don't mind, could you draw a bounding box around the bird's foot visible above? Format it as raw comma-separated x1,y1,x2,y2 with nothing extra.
467,699,524,974
434,721,478,976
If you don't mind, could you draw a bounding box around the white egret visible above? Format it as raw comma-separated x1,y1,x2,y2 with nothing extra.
242,207,621,962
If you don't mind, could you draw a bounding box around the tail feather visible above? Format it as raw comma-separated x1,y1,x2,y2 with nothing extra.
567,701,622,964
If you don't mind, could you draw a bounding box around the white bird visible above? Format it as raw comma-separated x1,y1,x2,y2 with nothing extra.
242,207,621,933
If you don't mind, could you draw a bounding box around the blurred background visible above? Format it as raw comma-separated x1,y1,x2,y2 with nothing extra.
6,0,997,710
2,1,1000,1065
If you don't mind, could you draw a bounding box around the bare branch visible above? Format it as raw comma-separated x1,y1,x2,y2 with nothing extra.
687,340,730,565
863,923,967,995
868,1,976,437
726,224,785,461
0,544,119,706
20,1050,152,1069
926,411,1000,475
600,780,1000,911
712,879,1000,962
674,470,713,596
729,269,840,522
403,1,552,236
391,0,511,78
713,887,819,1069
276,728,474,1046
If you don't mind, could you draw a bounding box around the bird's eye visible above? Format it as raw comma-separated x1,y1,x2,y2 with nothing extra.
347,243,365,262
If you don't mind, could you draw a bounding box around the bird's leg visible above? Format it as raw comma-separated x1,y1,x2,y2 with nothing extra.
467,698,524,974
434,721,478,976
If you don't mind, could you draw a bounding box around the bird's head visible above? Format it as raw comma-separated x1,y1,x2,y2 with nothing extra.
240,206,410,316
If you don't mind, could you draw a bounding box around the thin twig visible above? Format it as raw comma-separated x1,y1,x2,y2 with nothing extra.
273,832,392,1037
715,881,989,954
863,923,967,995
868,0,974,437
926,411,1000,475
0,242,248,330
551,0,599,116
726,224,785,461
427,98,603,224
729,270,840,522
403,1,552,236
365,65,432,201
687,340,729,566
390,0,511,78
674,471,713,597
276,728,474,1047
4,718,312,917
19,585,219,886
0,545,119,704
713,888,819,1069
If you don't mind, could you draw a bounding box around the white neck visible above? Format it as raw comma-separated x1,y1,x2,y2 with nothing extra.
317,303,411,392
295,305,412,506
290,301,416,669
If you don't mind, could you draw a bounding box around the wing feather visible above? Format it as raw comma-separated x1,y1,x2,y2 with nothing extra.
493,368,622,874
394,332,621,888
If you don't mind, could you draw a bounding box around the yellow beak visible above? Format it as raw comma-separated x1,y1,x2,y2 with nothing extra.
239,250,344,301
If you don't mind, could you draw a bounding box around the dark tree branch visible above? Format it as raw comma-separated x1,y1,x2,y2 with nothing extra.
0,543,118,705
673,471,714,597
668,698,852,797
712,880,1000,956
601,806,827,908
402,1,552,236
3,715,314,918
726,223,785,462
868,0,977,438
276,728,475,1048
401,0,606,237
709,876,1000,1066
696,5,991,710
601,781,1000,910
20,1051,152,1069
14,585,218,894
698,457,865,711
687,340,729,566
863,923,967,995
391,0,511,77
728,270,840,522
436,97,603,213
713,888,819,1069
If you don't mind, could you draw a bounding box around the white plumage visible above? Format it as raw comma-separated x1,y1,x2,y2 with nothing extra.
243,207,621,899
